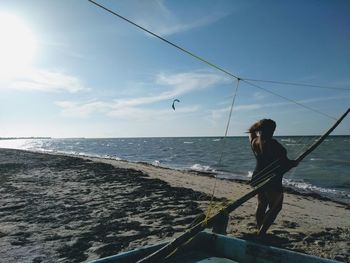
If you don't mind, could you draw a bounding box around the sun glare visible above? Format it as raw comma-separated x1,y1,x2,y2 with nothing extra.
0,13,37,80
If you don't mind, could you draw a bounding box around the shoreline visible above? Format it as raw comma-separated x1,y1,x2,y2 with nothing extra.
0,148,349,262
7,147,350,207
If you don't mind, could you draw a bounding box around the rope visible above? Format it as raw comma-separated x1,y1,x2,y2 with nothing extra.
241,80,337,120
87,0,239,80
294,135,320,158
204,79,240,224
280,135,316,183
251,136,314,187
249,160,282,187
253,136,328,187
243,78,350,91
87,0,340,121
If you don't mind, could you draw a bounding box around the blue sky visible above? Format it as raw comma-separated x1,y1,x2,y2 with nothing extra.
0,0,349,137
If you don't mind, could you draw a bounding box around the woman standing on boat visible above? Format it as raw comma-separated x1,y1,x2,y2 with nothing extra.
248,119,297,235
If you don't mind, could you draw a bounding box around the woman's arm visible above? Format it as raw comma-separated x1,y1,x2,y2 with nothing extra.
248,121,261,143
274,140,299,167
248,131,257,144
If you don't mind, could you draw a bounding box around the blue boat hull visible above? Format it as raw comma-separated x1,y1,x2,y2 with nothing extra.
90,231,339,263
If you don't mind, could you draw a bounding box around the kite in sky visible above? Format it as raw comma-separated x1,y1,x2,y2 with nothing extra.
172,99,180,110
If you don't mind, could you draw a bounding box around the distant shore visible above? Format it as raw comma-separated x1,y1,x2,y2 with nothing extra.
0,137,51,140
1,135,348,140
0,148,349,262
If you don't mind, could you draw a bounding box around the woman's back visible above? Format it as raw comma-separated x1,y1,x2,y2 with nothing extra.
252,137,286,171
251,137,287,190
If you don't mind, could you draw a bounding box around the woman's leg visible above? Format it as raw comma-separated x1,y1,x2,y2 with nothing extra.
256,192,268,230
258,191,283,235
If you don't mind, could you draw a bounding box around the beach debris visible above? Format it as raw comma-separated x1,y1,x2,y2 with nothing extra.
172,99,180,110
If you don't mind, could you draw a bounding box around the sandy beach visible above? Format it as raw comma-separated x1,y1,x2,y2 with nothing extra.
0,148,349,262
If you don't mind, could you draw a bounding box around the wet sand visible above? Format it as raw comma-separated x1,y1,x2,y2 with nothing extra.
0,149,349,262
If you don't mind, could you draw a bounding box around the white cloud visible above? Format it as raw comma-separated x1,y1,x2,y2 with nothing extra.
332,79,350,88
55,101,109,118
56,71,227,120
156,72,227,89
128,0,229,36
107,106,199,121
56,99,200,121
209,94,350,120
1,68,87,93
253,91,268,101
145,12,227,36
109,72,228,109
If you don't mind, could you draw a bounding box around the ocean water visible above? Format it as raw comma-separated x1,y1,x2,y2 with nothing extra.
0,136,349,204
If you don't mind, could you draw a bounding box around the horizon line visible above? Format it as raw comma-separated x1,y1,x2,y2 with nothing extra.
1,134,349,140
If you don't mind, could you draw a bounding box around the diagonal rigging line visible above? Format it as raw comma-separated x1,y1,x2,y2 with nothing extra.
242,78,350,91
242,79,337,120
204,79,240,222
87,0,338,121
87,0,239,80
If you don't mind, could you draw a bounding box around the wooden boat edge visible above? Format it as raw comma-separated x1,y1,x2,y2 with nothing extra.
90,231,340,263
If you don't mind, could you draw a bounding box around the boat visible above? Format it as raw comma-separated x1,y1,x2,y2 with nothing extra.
90,231,339,263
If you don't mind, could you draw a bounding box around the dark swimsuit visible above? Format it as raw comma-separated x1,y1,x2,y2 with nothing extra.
251,139,288,192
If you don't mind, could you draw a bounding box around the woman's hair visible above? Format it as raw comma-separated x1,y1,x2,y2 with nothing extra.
249,119,276,155
249,119,276,139
259,119,276,139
